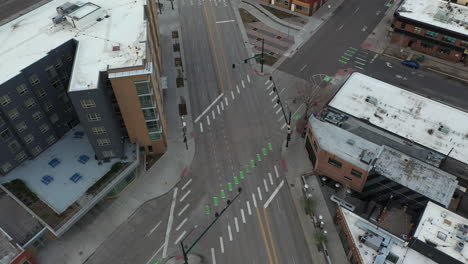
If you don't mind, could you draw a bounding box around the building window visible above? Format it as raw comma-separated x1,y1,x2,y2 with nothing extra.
401,22,406,29
279,0,289,6
39,123,49,133
142,108,158,120
295,4,309,12
15,151,27,162
81,99,96,108
148,145,153,152
97,138,111,146
58,92,69,103
438,47,451,54
461,41,468,48
29,74,40,85
351,169,362,178
45,66,57,79
139,95,154,108
16,121,27,132
54,58,63,68
87,113,101,121
135,79,152,95
31,145,42,156
413,27,422,34
52,80,63,90
8,141,20,152
36,87,46,98
24,134,34,144
46,135,56,145
425,30,439,38
344,176,353,181
149,132,162,140
92,126,106,134
0,129,12,141
0,95,11,106
24,98,36,108
49,113,59,124
1,162,12,173
16,84,28,95
443,35,457,43
146,120,161,133
44,102,53,112
102,150,115,158
421,42,433,49
8,108,19,120
32,111,43,121
328,157,342,168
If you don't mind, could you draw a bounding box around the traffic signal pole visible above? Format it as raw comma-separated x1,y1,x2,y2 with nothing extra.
269,76,292,148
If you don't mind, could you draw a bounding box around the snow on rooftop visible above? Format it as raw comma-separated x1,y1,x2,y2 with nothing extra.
0,125,135,214
0,0,147,91
339,207,438,264
329,73,468,166
398,0,468,36
413,202,468,263
373,146,458,207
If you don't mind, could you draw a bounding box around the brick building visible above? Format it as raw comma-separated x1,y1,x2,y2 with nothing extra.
261,0,328,16
391,0,468,65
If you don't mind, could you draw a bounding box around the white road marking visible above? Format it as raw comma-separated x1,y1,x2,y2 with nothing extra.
247,201,252,215
212,110,215,120
269,90,274,96
265,79,270,85
219,236,224,253
181,178,192,191
338,24,344,30
179,190,191,202
281,123,287,130
271,95,278,102
277,115,283,122
263,179,269,192
355,66,365,70
361,25,368,32
275,108,282,115
231,90,235,99
217,105,220,114
241,80,245,88
252,193,257,208
274,165,279,178
300,64,308,71
274,104,280,110
241,209,246,223
279,87,286,95
194,94,224,122
178,203,190,216
211,248,216,264
225,97,229,106
199,122,203,133
292,103,305,117
145,244,165,264
355,56,366,61
257,187,263,200
146,220,162,237
354,7,360,13
176,217,188,231
237,85,240,94
163,188,178,258
268,173,274,185
234,217,240,232
264,180,285,208
221,102,224,110
216,19,235,24
206,115,210,126
376,10,381,15
386,62,392,68
228,224,233,241
355,61,365,66
174,230,187,245
266,83,273,90
247,75,251,83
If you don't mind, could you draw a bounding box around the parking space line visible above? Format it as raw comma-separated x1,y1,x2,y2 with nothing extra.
225,97,228,106
275,108,282,115
207,115,210,126
231,90,235,100
212,110,215,120
281,123,287,130
265,79,270,85
211,248,216,264
271,95,278,102
247,75,251,83
266,83,273,90
263,179,269,192
217,105,220,114
241,80,245,88
237,85,240,94
181,178,192,191
199,122,203,133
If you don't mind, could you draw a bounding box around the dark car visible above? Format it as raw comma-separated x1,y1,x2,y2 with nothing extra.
401,60,420,69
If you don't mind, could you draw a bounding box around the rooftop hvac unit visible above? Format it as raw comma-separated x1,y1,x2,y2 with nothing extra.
455,242,464,252
56,2,79,15
365,96,378,106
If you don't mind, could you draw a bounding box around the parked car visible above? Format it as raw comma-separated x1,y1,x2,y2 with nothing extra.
401,60,420,69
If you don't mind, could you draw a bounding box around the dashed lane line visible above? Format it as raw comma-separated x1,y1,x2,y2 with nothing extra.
199,122,203,133
266,83,273,90
271,95,278,102
207,115,210,126
217,105,220,114
247,75,251,83
179,190,191,202
211,248,216,264
265,79,270,85
228,224,233,241
237,85,240,94
234,217,240,232
231,90,235,100
274,165,279,178
247,201,252,215
225,97,229,106
219,236,224,253
241,80,245,88
268,173,274,185
263,179,269,193
257,187,263,201
252,193,258,208
212,110,215,120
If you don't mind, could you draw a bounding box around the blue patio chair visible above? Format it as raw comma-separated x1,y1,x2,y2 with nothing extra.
70,173,82,183
41,175,54,185
78,155,90,164
48,158,60,168
74,131,85,138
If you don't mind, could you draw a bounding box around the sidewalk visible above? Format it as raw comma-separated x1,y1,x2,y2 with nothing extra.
37,4,195,264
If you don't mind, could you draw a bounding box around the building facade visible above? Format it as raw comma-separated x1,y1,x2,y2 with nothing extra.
391,0,468,65
261,0,327,16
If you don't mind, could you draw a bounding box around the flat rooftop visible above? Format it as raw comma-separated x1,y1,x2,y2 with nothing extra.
0,228,21,264
339,207,437,264
0,190,43,246
329,73,468,166
0,0,147,90
0,125,135,214
413,202,468,263
373,146,458,207
397,0,468,36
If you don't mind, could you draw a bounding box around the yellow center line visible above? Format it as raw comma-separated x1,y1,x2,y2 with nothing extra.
202,3,225,93
255,207,274,264
263,208,280,264
207,3,233,91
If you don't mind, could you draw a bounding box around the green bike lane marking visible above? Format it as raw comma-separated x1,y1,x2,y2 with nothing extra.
339,60,348,64
228,182,233,191
268,143,273,150
341,56,350,61
220,189,226,199
234,176,239,185
257,154,262,161
262,148,267,156
240,170,245,179
213,197,219,206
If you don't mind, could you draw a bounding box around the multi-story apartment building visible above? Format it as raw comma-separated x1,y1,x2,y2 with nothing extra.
305,73,466,211
391,0,468,65
261,0,327,16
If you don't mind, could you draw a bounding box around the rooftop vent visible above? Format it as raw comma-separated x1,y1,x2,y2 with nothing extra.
360,150,375,165
455,242,464,252
438,125,450,134
365,96,378,106
346,139,355,146
56,2,79,15
437,231,447,241
52,15,66,24
112,45,120,51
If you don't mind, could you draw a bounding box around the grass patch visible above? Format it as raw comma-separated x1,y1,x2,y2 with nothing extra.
239,8,258,24
261,4,298,19
86,162,126,195
3,179,39,203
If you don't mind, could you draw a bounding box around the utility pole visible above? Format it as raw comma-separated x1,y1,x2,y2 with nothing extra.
269,76,292,148
181,188,242,263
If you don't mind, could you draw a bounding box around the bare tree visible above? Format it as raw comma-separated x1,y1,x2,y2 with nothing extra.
297,74,327,120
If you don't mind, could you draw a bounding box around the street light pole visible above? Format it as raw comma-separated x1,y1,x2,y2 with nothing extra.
180,188,242,263
269,76,292,148
261,38,265,73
